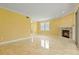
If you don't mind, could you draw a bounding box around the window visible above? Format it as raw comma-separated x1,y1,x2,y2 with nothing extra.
40,22,49,31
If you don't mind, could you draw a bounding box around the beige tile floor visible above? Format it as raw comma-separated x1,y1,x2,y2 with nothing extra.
0,35,79,55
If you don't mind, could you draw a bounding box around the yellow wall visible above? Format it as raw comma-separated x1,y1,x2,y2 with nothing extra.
0,8,31,42
36,12,75,37
31,22,38,34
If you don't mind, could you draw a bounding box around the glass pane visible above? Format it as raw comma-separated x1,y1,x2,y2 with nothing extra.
40,23,45,31
45,22,49,31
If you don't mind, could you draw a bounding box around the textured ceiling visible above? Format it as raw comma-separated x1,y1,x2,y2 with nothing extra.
0,3,76,21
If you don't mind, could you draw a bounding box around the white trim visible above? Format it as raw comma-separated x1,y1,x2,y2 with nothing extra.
0,36,31,45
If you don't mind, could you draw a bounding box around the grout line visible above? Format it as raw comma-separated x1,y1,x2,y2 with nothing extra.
0,36,31,45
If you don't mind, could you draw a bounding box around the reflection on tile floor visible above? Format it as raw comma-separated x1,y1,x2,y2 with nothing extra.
0,35,79,55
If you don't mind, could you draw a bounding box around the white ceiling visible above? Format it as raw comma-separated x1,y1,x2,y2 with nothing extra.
0,3,76,21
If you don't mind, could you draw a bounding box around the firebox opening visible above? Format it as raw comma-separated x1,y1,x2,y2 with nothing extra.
62,30,70,38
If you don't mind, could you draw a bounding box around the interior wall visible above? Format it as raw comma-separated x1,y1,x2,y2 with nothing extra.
36,12,75,38
31,22,38,34
76,5,79,48
0,8,31,42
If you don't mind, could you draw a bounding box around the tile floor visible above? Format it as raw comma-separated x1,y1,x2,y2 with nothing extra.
0,35,79,55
